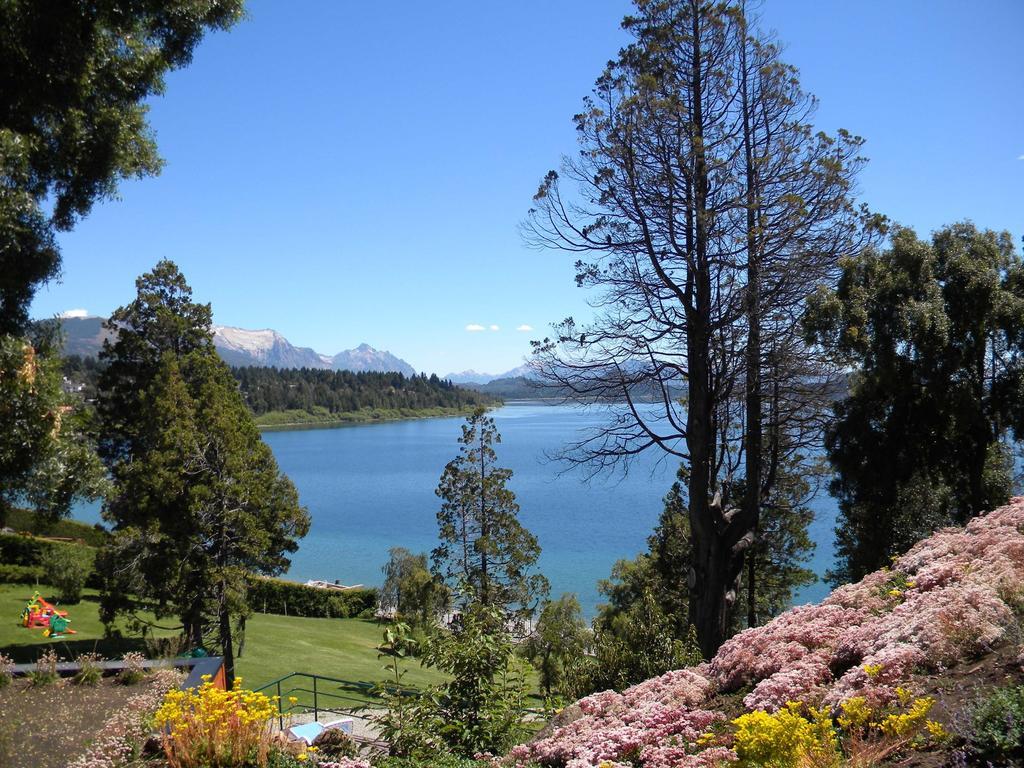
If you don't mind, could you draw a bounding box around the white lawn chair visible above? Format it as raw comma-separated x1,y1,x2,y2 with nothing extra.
285,718,354,745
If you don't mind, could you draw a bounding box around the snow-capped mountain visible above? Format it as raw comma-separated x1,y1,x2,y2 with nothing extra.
330,343,416,378
56,317,418,376
212,325,325,369
444,369,496,385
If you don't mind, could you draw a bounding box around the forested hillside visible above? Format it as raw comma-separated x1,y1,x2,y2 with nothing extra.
232,366,498,416
61,358,500,426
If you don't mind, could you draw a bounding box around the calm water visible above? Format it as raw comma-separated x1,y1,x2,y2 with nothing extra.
77,402,837,617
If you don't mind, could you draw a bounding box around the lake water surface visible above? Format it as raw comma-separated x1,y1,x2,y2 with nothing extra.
77,402,837,616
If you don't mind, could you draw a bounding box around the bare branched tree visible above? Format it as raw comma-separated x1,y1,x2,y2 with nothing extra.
523,0,881,655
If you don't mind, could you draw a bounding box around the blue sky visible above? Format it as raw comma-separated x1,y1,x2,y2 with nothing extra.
32,0,1024,375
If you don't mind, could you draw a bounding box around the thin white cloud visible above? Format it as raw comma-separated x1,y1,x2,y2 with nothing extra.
1018,154,1024,160
489,324,500,332
465,323,486,332
58,308,89,319
516,324,533,332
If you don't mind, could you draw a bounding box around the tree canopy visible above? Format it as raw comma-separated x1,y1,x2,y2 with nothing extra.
806,223,1024,583
0,0,243,334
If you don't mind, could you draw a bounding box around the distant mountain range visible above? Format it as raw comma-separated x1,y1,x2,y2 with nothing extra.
444,363,536,385
55,316,417,377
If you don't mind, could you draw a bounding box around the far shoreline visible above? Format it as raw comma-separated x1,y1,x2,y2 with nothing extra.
255,400,573,432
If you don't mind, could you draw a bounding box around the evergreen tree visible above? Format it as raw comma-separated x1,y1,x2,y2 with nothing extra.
523,0,875,656
432,408,549,620
805,223,1024,583
98,263,309,681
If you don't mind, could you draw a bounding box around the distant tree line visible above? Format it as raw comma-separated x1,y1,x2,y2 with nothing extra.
233,367,499,415
61,358,500,417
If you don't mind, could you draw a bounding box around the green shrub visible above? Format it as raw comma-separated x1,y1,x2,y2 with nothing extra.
964,683,1024,763
73,652,104,686
0,653,14,688
247,577,377,619
27,649,59,687
39,542,93,603
0,563,43,583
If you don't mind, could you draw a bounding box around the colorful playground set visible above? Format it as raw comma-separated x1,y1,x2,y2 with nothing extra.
20,591,76,639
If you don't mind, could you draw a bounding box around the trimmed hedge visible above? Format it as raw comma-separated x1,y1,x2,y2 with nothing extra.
248,577,377,619
0,533,98,588
0,563,43,584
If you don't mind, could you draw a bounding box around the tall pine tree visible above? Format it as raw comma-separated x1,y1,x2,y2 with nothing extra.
432,408,548,621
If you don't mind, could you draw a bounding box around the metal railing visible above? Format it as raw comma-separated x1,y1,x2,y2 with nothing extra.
253,672,414,730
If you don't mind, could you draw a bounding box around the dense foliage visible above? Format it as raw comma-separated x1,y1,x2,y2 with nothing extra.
521,593,589,698
0,0,243,334
963,682,1024,764
372,605,532,760
0,330,107,527
806,223,1024,583
379,547,449,628
233,367,498,417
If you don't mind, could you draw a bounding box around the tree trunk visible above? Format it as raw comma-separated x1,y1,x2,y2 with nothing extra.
740,11,762,630
219,588,235,685
685,2,734,659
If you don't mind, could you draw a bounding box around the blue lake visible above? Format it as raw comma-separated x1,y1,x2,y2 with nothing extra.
76,401,837,617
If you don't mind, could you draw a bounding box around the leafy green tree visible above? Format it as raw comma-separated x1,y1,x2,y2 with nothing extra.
371,604,531,760
0,329,107,527
521,593,588,698
380,547,449,629
0,1,242,334
805,223,1024,583
432,408,548,620
565,589,702,699
98,263,309,682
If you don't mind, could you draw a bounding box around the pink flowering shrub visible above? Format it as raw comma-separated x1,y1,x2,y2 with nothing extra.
319,760,372,768
502,498,1024,767
68,668,184,768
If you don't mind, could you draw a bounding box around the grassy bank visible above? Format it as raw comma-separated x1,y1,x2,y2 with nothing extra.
255,404,492,430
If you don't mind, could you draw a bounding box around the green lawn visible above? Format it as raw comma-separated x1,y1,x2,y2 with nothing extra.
0,583,447,707
0,583,177,663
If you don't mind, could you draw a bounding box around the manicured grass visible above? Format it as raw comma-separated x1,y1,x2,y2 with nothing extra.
0,583,176,664
1,582,539,712
0,583,447,706
236,612,448,706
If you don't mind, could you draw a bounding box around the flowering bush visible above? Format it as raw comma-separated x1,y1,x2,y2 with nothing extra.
118,651,148,685
499,498,1024,768
69,668,184,768
0,652,13,688
154,675,279,768
732,703,838,768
